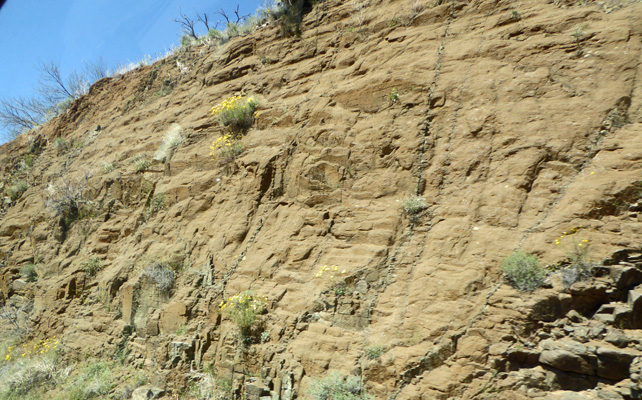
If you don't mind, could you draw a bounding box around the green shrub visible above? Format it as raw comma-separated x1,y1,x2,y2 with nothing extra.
53,137,68,153
19,264,37,282
403,195,427,216
146,194,167,220
364,345,385,360
207,29,223,41
388,88,400,104
18,155,34,172
5,181,28,201
502,251,545,291
210,95,258,134
180,35,194,47
307,372,372,400
82,257,103,278
219,291,266,339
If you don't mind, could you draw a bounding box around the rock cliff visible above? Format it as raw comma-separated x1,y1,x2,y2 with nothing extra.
2,0,642,398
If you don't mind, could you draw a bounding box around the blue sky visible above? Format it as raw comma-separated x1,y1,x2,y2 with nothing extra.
0,0,264,140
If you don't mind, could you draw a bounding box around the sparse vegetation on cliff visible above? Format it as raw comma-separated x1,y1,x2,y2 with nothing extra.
502,251,546,291
2,0,642,399
211,95,258,134
153,125,184,163
403,195,427,216
219,291,267,340
131,155,151,173
5,180,28,202
82,257,103,278
308,372,372,400
142,262,175,295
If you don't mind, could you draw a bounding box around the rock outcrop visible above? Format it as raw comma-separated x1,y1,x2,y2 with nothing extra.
2,0,642,398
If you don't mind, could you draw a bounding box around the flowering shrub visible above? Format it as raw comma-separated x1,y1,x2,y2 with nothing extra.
2,337,58,363
315,265,350,296
314,265,347,281
210,133,243,164
502,251,545,291
211,95,258,133
219,291,266,337
555,227,593,285
0,337,67,399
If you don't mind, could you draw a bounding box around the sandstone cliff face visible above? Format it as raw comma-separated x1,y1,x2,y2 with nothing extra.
2,0,642,398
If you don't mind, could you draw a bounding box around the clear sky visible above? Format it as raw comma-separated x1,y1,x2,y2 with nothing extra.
0,0,264,141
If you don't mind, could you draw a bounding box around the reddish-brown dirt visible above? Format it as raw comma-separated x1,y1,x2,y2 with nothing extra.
2,0,642,398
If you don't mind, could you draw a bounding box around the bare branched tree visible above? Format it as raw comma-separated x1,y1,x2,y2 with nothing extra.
83,57,109,83
0,97,49,138
216,5,250,24
0,59,109,140
174,9,199,39
37,62,75,103
196,12,216,31
233,5,251,23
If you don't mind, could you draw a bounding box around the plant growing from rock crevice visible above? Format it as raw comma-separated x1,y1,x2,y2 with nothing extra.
307,371,372,400
142,262,175,296
210,133,243,165
153,125,184,163
20,263,38,282
45,174,93,229
5,181,29,202
132,155,151,173
219,291,267,342
555,226,594,287
82,257,103,278
211,95,258,134
403,195,428,217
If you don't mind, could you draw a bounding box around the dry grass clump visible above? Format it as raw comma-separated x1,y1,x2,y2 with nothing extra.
45,174,93,226
153,125,184,162
142,262,175,295
403,195,427,216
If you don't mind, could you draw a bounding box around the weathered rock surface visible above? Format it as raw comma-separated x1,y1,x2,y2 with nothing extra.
1,0,642,398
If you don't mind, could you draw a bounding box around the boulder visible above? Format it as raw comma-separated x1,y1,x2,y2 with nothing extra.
540,350,594,375
245,378,271,400
131,386,164,400
596,346,637,381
